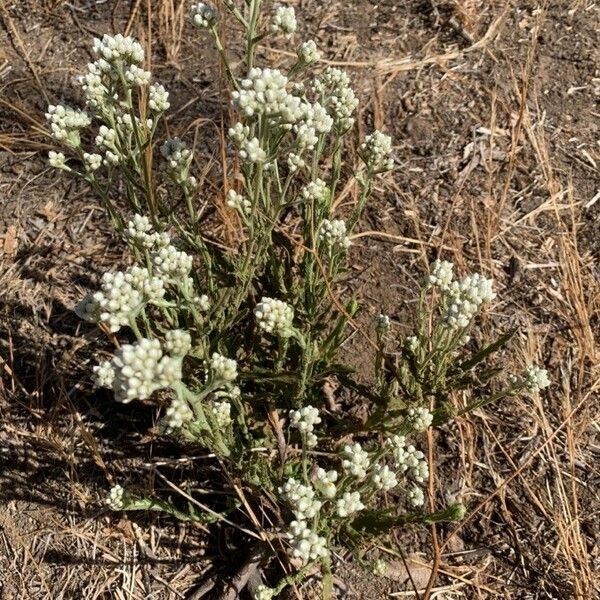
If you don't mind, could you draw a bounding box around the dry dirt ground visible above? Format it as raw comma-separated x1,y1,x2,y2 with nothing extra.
1,0,599,599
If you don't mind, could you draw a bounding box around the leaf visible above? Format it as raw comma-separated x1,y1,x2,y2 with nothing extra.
458,329,516,372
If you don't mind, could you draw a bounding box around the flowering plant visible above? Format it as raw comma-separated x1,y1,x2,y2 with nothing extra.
47,2,549,597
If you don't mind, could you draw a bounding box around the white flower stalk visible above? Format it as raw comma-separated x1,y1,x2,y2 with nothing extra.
297,40,320,64
407,484,425,507
92,34,144,67
370,464,398,491
240,137,267,163
210,352,238,382
293,122,318,150
287,520,328,564
254,297,294,337
270,6,297,35
211,401,232,427
335,491,364,517
91,270,143,332
156,355,184,387
406,407,433,432
232,68,289,117
289,405,321,434
80,62,110,107
279,479,322,520
83,152,103,171
228,122,250,146
151,244,193,279
312,67,358,130
191,2,218,28
165,329,192,357
302,178,327,202
360,130,394,173
46,105,91,147
428,259,454,291
125,266,165,303
524,366,550,393
95,125,123,165
226,190,251,214
148,83,170,113
125,214,169,249
314,468,338,499
106,484,125,510
253,585,275,600
341,442,370,479
124,64,151,86
93,360,115,388
48,151,69,170
319,219,351,251
287,152,306,173
165,396,194,431
442,272,496,329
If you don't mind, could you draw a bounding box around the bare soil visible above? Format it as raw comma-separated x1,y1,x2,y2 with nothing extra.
1,1,599,599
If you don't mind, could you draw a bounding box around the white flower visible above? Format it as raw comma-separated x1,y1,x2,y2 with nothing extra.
372,559,387,576
302,179,327,202
407,484,425,507
254,297,294,337
228,122,250,146
226,190,251,214
253,585,275,600
524,366,550,392
106,484,125,510
149,83,170,112
270,6,297,35
232,68,289,117
319,219,351,251
287,152,305,173
289,405,321,434
314,468,338,499
46,105,91,147
387,436,429,482
92,34,144,66
210,352,238,382
165,329,192,357
370,464,398,491
211,401,232,427
93,360,115,388
305,432,318,448
165,396,194,431
428,259,454,291
312,67,358,130
279,479,322,520
83,152,103,171
406,407,433,432
239,137,266,163
335,491,364,517
406,335,419,352
287,520,328,564
442,273,496,329
92,270,143,332
360,130,394,173
341,442,370,479
376,314,391,333
297,40,320,64
124,64,151,86
152,244,193,279
191,2,218,27
48,151,68,170
125,214,169,249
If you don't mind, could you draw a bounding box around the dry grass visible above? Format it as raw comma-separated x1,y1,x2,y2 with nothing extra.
1,0,598,598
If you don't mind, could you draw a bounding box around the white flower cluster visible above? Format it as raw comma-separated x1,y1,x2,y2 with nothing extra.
149,83,170,113
125,214,169,249
359,130,394,173
287,520,328,564
190,2,218,28
370,463,398,491
45,105,91,147
428,259,454,291
287,152,306,173
106,484,125,510
314,468,338,499
211,401,232,427
312,67,359,130
341,442,370,479
92,34,144,67
84,152,103,171
254,297,294,337
407,484,425,507
297,40,320,64
165,329,192,357
524,366,550,393
124,64,151,86
239,137,267,163
232,68,290,118
302,178,327,202
95,125,123,165
151,244,193,279
289,405,321,434
226,190,251,215
253,585,275,600
319,219,351,251
387,435,429,483
165,396,194,431
210,352,238,382
335,491,364,517
279,478,322,520
271,6,297,35
406,406,433,432
442,271,496,329
48,151,68,170
160,138,197,189
93,360,115,388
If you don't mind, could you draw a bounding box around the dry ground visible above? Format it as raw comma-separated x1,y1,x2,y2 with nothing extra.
1,0,599,598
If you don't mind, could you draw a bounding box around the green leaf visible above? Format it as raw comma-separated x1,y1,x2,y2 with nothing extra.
458,329,516,372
